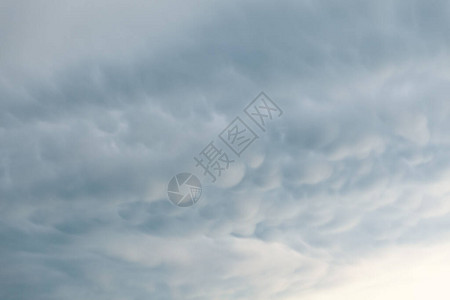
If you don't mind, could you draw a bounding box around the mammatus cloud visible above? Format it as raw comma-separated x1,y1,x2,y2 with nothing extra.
1,0,450,299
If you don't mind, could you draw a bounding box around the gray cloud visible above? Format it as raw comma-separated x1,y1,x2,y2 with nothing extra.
1,0,450,299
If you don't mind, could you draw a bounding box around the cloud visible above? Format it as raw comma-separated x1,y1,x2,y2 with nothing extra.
1,0,450,299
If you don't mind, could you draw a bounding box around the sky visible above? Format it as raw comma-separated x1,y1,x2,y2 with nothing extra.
1,0,450,299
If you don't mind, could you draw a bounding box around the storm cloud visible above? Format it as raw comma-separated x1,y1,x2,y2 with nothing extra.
1,0,450,299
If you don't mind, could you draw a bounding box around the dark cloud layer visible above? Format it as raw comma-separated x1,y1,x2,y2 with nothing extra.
1,0,450,299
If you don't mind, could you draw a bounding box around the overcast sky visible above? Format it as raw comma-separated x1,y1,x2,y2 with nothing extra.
1,1,450,299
